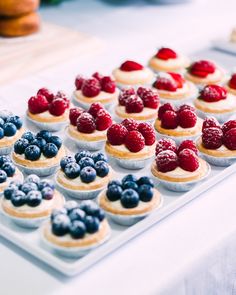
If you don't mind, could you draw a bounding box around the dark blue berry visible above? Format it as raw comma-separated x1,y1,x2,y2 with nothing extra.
31,137,47,149
4,186,17,200
122,174,138,184
3,123,17,137
25,174,40,185
0,170,7,183
21,182,38,194
60,156,75,170
0,127,4,139
94,161,109,177
42,143,58,158
14,138,29,154
36,130,52,142
108,180,122,187
25,145,41,161
78,157,95,169
120,189,139,208
22,131,35,142
74,150,91,163
138,184,153,202
64,200,79,213
106,184,123,201
80,166,96,183
69,208,86,222
2,162,15,177
26,191,42,207
92,152,107,163
70,221,86,239
122,181,139,191
84,216,100,234
11,191,26,207
0,118,4,128
38,179,54,190
137,176,154,187
51,208,67,221
64,162,80,179
6,116,22,130
52,214,71,236
81,202,105,221
9,179,22,188
41,187,54,200
0,155,11,167
48,136,62,149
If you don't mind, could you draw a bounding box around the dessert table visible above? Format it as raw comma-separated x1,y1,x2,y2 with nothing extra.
1,0,236,294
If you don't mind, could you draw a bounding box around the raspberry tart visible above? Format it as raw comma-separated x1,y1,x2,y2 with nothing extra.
115,87,159,122
194,85,236,122
154,103,202,143
27,88,71,132
1,175,65,228
112,60,154,88
152,72,197,105
225,73,236,96
149,47,190,73
151,138,210,191
42,200,111,258
13,130,66,176
105,120,156,169
98,174,162,226
67,103,113,150
72,72,119,109
197,118,236,166
56,151,113,199
185,60,225,88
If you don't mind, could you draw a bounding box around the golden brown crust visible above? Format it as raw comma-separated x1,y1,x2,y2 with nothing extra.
0,127,24,148
27,109,69,123
115,105,157,121
156,81,194,99
67,125,106,142
197,138,236,157
0,0,39,17
74,90,118,105
148,57,189,72
194,99,236,114
185,71,224,85
43,219,110,248
99,189,161,215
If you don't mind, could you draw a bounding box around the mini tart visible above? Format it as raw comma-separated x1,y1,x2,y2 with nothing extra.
0,127,24,149
197,138,236,158
185,68,225,87
115,105,157,121
112,68,154,87
67,124,106,142
149,55,190,73
0,168,23,194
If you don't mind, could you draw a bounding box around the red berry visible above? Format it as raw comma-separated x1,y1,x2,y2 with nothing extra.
120,60,144,72
37,88,54,103
155,47,177,60
138,87,159,109
222,120,236,134
55,91,70,108
101,76,116,93
155,138,177,155
75,75,85,90
88,102,104,118
178,140,198,155
77,113,96,133
125,131,145,152
153,76,177,92
168,72,184,88
138,122,156,146
156,150,178,172
118,88,135,106
69,107,84,126
228,73,236,90
178,149,199,172
202,127,223,149
28,95,49,114
161,110,178,129
95,109,112,131
223,128,236,150
92,72,103,82
200,85,227,102
178,109,197,128
121,118,139,131
81,78,101,97
158,103,175,120
177,104,195,114
125,95,144,113
202,117,220,131
189,60,216,78
49,98,67,116
107,124,128,145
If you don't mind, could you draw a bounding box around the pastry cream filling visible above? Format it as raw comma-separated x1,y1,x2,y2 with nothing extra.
159,118,202,133
30,109,69,120
107,199,152,211
150,55,189,69
187,68,224,83
164,161,204,179
111,144,153,154
113,68,154,84
196,94,236,110
68,124,107,138
116,105,157,115
74,89,119,101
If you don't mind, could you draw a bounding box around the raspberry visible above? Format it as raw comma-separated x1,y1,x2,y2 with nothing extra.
28,95,49,114
125,95,144,113
189,60,216,78
138,87,159,109
121,118,139,131
223,128,236,150
81,78,101,97
101,76,116,93
158,103,175,120
202,117,220,131
92,72,103,82
222,120,236,134
178,109,197,128
88,102,104,118
168,72,184,88
200,85,227,102
177,104,195,114
77,113,96,133
55,91,70,108
178,140,198,155
178,149,199,172
49,98,67,116
156,150,178,172
228,73,236,90
107,124,128,145
153,76,177,92
138,122,156,146
118,88,135,106
69,107,84,126
161,110,178,129
202,127,223,149
125,131,145,152
155,138,177,155
95,109,112,131
120,60,144,72
37,88,54,103
75,75,85,90
155,48,177,60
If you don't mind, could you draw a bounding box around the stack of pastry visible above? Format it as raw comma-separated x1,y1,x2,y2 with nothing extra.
0,0,40,37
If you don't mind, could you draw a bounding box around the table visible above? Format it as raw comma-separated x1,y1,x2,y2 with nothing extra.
1,0,236,294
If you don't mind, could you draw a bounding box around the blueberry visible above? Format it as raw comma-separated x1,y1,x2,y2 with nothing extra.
38,179,54,190
70,221,86,239
11,191,27,207
78,157,95,169
0,118,4,128
14,138,29,154
122,181,139,191
51,208,67,221
64,162,80,179
26,190,42,207
92,152,107,163
52,214,71,236
21,182,38,194
94,161,109,177
9,179,22,188
0,170,7,183
31,137,46,149
74,151,91,163
3,123,17,137
0,127,4,139
138,184,153,202
2,162,15,177
137,176,154,188
84,216,100,234
36,130,52,142
48,136,62,149
41,187,54,200
69,208,86,222
25,145,41,161
64,200,79,213
60,156,75,170
81,202,105,221
4,186,17,200
25,174,40,185
106,184,123,201
6,116,22,130
0,155,11,167
22,131,35,142
80,166,96,183
122,174,138,184
120,189,139,208
108,180,122,187
42,143,58,158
